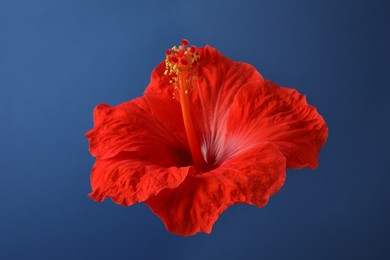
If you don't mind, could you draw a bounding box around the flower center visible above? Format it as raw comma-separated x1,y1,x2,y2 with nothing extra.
165,40,207,171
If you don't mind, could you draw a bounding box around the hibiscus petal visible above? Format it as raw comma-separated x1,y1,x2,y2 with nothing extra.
225,80,328,169
145,142,286,236
89,152,195,206
86,95,190,165
190,47,266,162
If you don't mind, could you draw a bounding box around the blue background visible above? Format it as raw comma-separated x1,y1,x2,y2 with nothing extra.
1,0,389,259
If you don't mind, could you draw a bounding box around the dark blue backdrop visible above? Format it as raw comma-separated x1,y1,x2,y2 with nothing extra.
1,0,389,259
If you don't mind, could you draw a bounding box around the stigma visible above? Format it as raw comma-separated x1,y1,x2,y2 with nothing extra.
164,39,200,97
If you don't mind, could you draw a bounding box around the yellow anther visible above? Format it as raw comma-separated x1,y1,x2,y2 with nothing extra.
164,40,200,98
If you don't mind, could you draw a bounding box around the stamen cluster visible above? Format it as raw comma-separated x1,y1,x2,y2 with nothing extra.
164,39,200,97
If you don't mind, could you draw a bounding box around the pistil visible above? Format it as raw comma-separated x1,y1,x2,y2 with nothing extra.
164,40,207,170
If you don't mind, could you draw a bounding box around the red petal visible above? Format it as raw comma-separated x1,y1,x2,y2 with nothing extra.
225,80,328,169
189,47,264,144
144,45,327,169
86,95,190,165
89,152,194,206
145,143,286,236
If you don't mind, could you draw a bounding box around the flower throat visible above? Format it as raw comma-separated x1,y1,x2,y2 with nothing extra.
164,40,207,171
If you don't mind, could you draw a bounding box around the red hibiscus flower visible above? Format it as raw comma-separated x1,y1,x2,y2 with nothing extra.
86,40,328,236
